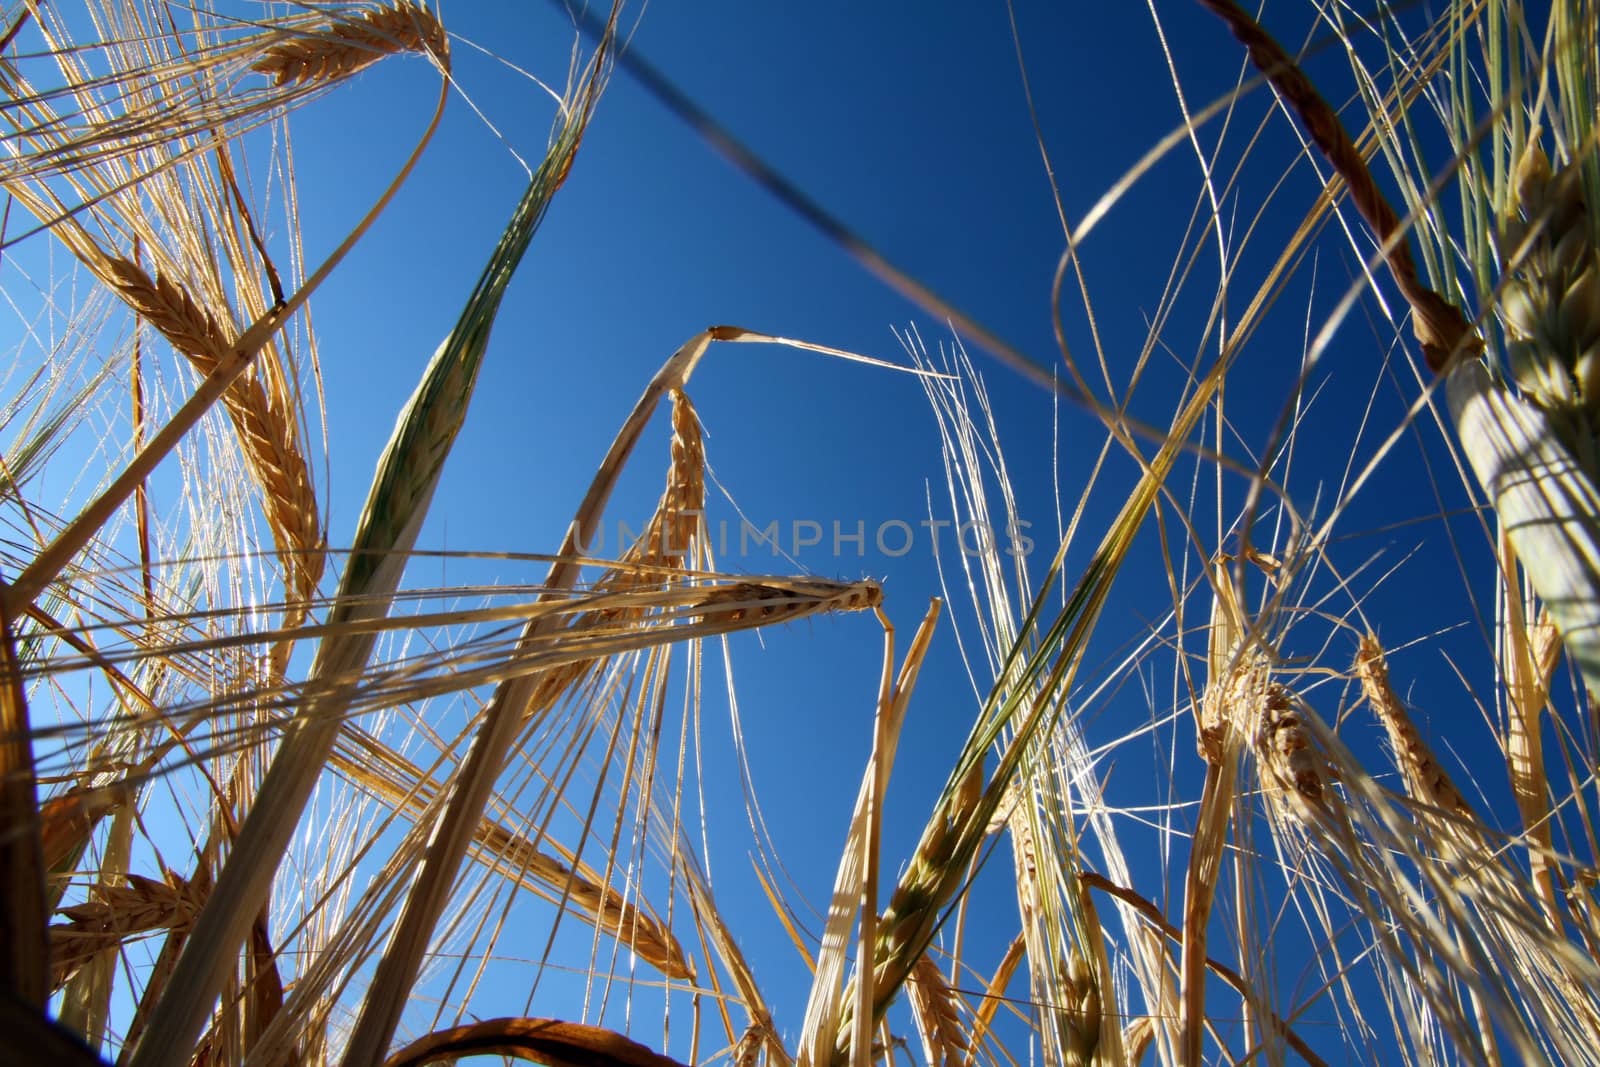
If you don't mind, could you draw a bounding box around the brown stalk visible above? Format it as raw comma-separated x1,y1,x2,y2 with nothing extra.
381,1017,691,1067
242,911,292,1065
1196,0,1479,371
0,582,47,1006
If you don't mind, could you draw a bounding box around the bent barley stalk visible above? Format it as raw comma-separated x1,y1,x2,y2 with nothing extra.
380,1017,694,1067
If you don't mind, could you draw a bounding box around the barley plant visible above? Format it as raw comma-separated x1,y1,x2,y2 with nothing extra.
2,1,1599,1066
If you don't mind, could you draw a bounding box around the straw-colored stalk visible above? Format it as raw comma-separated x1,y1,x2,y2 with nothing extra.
1185,549,1320,1067
1498,533,1565,924
791,599,938,1067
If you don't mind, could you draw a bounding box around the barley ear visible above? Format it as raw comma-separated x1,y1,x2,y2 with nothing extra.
105,256,325,641
1355,636,1476,826
103,258,231,364
1453,137,1600,704
49,874,203,991
250,2,450,87
906,956,968,1067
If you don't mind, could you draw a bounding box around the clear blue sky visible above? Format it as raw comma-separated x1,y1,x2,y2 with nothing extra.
269,1,1498,1057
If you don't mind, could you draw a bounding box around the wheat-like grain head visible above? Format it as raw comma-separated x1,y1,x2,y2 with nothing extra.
49,873,204,990
1355,635,1475,823
1254,684,1329,813
906,956,968,1067
103,255,325,631
103,258,231,364
251,2,450,87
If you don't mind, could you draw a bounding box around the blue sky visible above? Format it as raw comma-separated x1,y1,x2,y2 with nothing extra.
176,0,1511,1058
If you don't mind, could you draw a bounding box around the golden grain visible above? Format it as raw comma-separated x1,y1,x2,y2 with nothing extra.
250,2,450,88
1356,634,1474,820
104,258,230,364
105,256,324,628
50,874,203,989
906,956,968,1067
